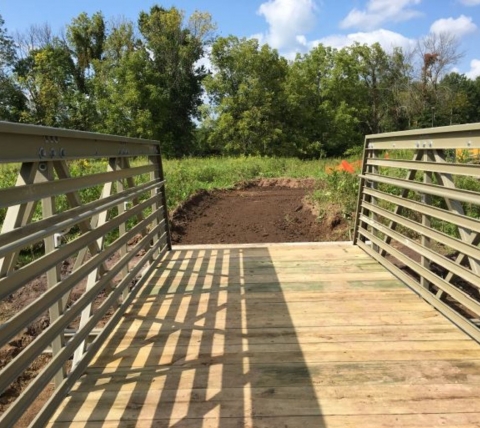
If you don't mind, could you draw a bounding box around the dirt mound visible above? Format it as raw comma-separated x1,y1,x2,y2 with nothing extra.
171,181,349,245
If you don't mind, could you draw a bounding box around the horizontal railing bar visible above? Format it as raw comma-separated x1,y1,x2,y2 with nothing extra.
0,224,167,396
367,123,480,140
63,328,101,337
0,121,159,145
0,194,159,300
366,140,480,150
358,220,480,314
362,201,480,272
366,158,480,178
0,237,168,428
357,238,480,342
359,173,480,205
29,243,168,428
0,179,164,258
0,122,160,163
0,164,156,209
0,136,158,163
363,188,480,234
0,211,165,349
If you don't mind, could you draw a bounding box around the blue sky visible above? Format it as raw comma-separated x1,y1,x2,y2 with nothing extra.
2,0,480,77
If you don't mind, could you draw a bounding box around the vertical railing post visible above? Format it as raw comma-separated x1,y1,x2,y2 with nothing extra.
150,146,172,250
353,137,370,244
421,149,433,289
38,161,66,387
370,148,380,253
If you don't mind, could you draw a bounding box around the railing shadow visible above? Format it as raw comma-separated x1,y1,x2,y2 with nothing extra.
52,247,325,426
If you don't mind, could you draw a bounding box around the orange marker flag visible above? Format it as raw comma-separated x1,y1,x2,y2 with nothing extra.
340,160,355,174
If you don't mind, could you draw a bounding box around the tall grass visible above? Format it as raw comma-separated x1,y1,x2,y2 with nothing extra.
162,156,336,210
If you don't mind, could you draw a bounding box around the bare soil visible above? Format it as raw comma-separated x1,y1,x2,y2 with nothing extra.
171,179,349,245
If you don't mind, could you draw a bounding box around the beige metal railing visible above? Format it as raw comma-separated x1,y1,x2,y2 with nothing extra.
0,122,171,427
354,123,480,342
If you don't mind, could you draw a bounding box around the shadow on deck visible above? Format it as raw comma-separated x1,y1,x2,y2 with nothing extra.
49,243,480,427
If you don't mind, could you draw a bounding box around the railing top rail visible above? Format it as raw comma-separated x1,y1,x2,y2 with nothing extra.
0,121,160,146
0,121,160,163
366,122,480,140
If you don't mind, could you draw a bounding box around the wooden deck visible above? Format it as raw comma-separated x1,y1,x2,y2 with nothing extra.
49,242,480,427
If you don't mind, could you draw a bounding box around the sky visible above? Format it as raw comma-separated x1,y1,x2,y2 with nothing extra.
2,0,480,77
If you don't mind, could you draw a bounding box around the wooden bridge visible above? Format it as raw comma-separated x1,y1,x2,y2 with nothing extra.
0,122,480,427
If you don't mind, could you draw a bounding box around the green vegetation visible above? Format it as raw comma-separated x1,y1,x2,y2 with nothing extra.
163,156,336,209
0,156,351,225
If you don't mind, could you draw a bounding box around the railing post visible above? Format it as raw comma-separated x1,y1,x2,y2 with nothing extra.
421,149,433,289
150,147,172,250
38,161,66,387
353,137,369,244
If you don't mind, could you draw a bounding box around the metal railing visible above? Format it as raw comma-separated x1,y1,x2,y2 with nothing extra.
0,122,171,427
354,123,480,342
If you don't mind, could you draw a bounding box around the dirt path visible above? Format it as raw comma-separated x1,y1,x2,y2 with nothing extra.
171,181,349,245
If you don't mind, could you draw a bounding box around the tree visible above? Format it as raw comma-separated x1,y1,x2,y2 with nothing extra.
437,72,476,125
15,41,77,127
349,43,410,134
0,15,26,121
92,19,154,137
66,12,105,95
205,36,290,156
138,6,215,156
284,44,365,157
414,32,464,127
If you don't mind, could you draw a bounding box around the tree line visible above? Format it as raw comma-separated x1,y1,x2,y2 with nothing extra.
1,6,480,158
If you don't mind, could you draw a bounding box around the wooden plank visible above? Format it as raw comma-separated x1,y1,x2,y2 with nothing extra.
172,242,354,250
159,264,384,276
47,413,480,428
132,289,415,304
161,251,371,263
93,337,480,363
159,258,380,269
91,345,480,368
149,271,397,287
127,306,447,326
126,297,430,314
67,383,480,404
50,385,480,422
72,359,480,391
143,279,408,295
97,324,469,348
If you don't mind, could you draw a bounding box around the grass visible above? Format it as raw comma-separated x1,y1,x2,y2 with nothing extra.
0,156,347,223
162,156,341,210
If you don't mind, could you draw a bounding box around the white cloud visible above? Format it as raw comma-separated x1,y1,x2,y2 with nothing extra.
340,0,422,30
459,0,480,5
317,29,416,52
430,15,477,37
195,46,213,74
466,59,480,78
256,0,318,51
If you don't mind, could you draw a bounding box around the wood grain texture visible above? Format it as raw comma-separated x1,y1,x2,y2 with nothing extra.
48,243,480,428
